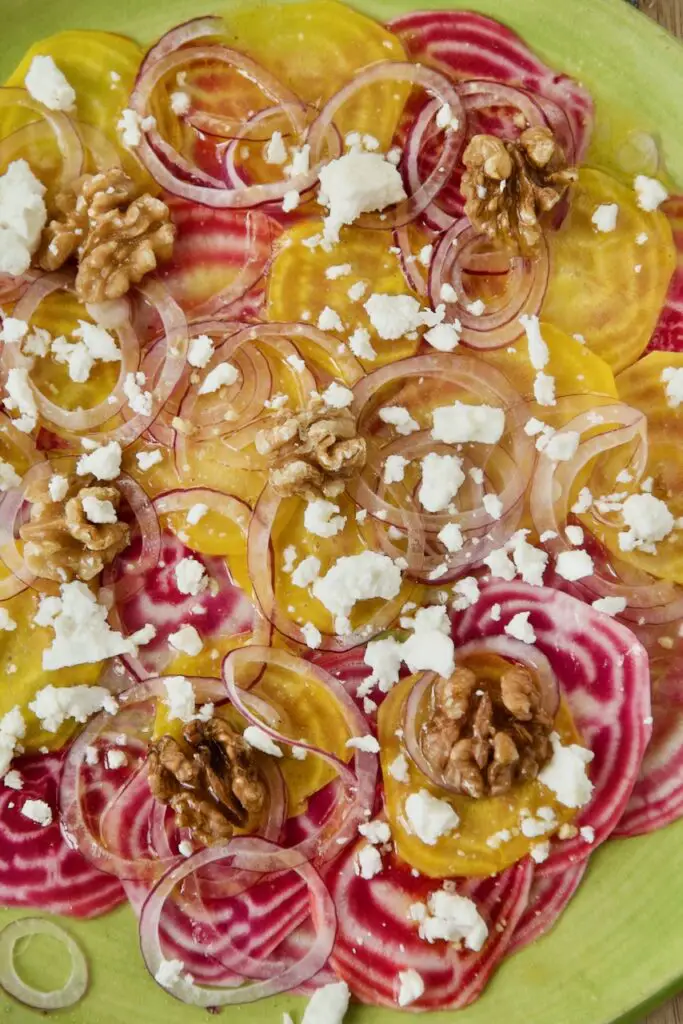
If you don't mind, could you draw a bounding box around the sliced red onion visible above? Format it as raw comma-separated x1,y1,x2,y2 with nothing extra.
137,16,224,78
0,89,83,187
76,122,123,172
0,460,54,594
429,218,549,348
458,79,546,126
0,918,88,1010
106,475,162,604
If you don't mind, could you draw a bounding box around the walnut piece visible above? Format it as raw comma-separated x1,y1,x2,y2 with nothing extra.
461,126,577,253
148,717,267,847
255,395,367,500
420,664,553,798
19,473,130,583
38,168,175,303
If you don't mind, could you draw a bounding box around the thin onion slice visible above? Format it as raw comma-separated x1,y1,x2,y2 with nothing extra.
0,89,83,187
0,918,88,1010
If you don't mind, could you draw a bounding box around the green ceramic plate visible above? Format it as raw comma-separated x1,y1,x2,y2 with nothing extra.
1,0,683,1021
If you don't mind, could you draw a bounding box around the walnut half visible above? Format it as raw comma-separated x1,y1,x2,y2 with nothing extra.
461,126,577,253
148,717,267,847
19,474,130,583
38,168,175,304
420,664,553,798
255,395,367,501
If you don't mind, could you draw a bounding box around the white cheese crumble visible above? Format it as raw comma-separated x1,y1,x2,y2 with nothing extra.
364,293,424,340
301,981,350,1024
348,326,376,360
322,381,353,409
47,474,68,501
355,843,383,880
435,102,460,131
431,400,505,445
418,244,433,267
136,449,163,471
389,752,410,783
483,493,503,520
0,707,26,778
168,624,203,657
28,684,118,732
661,366,683,409
504,611,536,645
538,731,594,807
198,362,238,395
452,576,480,611
264,130,287,165
301,622,322,649
186,503,208,526
163,676,195,722
291,555,320,588
282,190,300,213
175,557,207,596
417,888,488,950
317,306,344,332
4,367,38,433
363,636,404,692
591,595,627,616
346,735,381,754
0,160,47,276
25,56,76,112
634,175,668,212
591,203,618,232
519,313,549,369
312,551,401,618
397,969,424,1008
534,371,556,407
318,151,406,245
565,525,584,546
3,770,22,790
619,493,674,553
404,789,459,845
556,549,594,581
530,841,551,863
21,798,53,827
304,499,346,538
105,748,128,770
379,405,419,435
580,825,596,843
117,108,155,148
358,820,391,845
243,725,283,758
438,522,464,553
419,452,465,513
424,322,461,352
81,494,117,525
543,431,580,463
76,441,122,481
187,334,215,369
572,487,593,514
0,608,16,631
384,454,409,484
170,91,191,115
0,459,20,492
325,263,352,280
35,582,141,671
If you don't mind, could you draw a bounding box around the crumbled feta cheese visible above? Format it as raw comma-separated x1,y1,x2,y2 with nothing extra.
397,969,424,1008
364,293,423,340
318,151,406,244
25,56,75,111
178,839,193,858
118,108,146,147
364,636,403,692
419,452,465,513
580,825,595,843
435,102,460,131
543,431,580,463
325,263,352,280
105,748,128,770
359,820,391,845
418,244,433,267
384,454,409,484
82,494,117,525
483,493,503,520
440,282,458,303
538,731,594,807
521,807,557,837
0,160,47,275
301,622,322,649
619,493,675,552
555,549,594,582
591,596,627,616
301,981,350,1024
347,281,367,303
661,365,683,408
505,611,536,645
3,770,22,790
286,353,306,374
0,459,20,492
534,371,556,407
348,326,376,360
0,608,16,632
163,676,195,722
187,334,215,369
486,828,512,849
466,299,486,317
291,555,320,588
322,381,353,409
519,313,549,369
346,735,380,754
170,91,191,115
452,576,480,611
72,320,121,369
592,203,618,232
389,752,410,783
284,144,310,178
304,499,346,538
312,551,401,618
418,888,488,950
565,525,584,546
3,367,37,433
571,487,593,514
168,624,203,657
154,958,197,998
405,789,459,845
530,841,551,863
0,706,26,777
36,582,140,671
379,405,419,435
438,522,464,553
76,441,122,481
243,725,283,758
264,130,287,165
0,318,28,344
402,622,455,677
355,843,383,880
634,175,668,212
484,546,516,582
317,306,344,332
282,189,300,213
21,798,53,827
136,449,163,471
509,534,547,587
424,322,461,352
198,362,238,395
175,557,207,596
431,401,505,445
186,503,208,526
46,474,68,501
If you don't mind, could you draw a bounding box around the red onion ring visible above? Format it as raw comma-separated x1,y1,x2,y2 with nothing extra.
0,918,88,1010
0,89,83,187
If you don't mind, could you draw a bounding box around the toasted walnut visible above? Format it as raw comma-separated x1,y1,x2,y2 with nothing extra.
461,126,577,253
420,664,553,798
255,395,367,500
19,474,129,583
38,168,175,303
148,717,267,847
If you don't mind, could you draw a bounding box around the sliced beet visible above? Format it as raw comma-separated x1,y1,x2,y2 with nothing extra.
648,196,683,353
509,860,588,955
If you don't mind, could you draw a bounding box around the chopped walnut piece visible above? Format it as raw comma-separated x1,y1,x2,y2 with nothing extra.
461,126,577,253
420,663,553,798
255,395,367,500
19,473,129,583
38,168,175,303
148,717,267,847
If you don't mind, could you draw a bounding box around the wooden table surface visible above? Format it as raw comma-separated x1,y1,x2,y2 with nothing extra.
636,0,682,1012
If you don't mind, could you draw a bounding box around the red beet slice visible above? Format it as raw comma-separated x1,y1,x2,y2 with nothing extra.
325,840,532,1010
648,196,683,353
509,860,588,955
0,752,124,918
454,582,652,875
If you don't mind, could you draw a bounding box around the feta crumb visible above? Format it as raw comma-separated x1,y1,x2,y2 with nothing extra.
566,525,584,546
186,503,208,526
0,706,26,778
490,603,502,621
47,474,68,501
105,748,127,770
483,493,503,520
36,583,140,671
25,56,75,111
198,362,238,395
591,596,627,617
467,299,486,317
175,557,207,596
301,981,350,1024
661,366,683,408
312,551,401,618
440,282,458,303
505,611,536,645
619,493,674,552
580,825,595,843
571,487,593,514
431,400,505,445
3,770,22,790
348,326,376,360
0,160,47,276
364,293,423,340
187,334,215,369
405,789,459,845
534,371,556,407
363,636,403,692
325,263,352,280
82,494,117,525
419,452,465,512
519,313,549,369
355,843,383,880
154,958,197,997
76,441,122,481
424,321,461,352
452,576,480,611
163,676,196,722
4,367,38,433
435,102,460,131
317,306,344,332
418,244,433,267
438,522,464,553
243,725,283,758
282,189,300,213
538,731,594,807
556,549,594,581
634,175,668,212
289,555,319,590
359,820,391,845
318,151,406,244
284,144,310,179
379,405,419,435
301,622,322,649
486,828,512,849
264,131,287,165
591,203,619,232
418,887,488,950
0,459,21,492
21,798,53,827
397,969,424,1007
304,499,346,538
178,839,193,857
136,449,163,471
168,624,203,657
484,547,516,582
117,109,154,148
384,454,409,485
322,381,353,409
511,534,548,587
530,841,551,863
346,735,380,754
543,431,580,463
389,752,410,783
170,91,191,115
